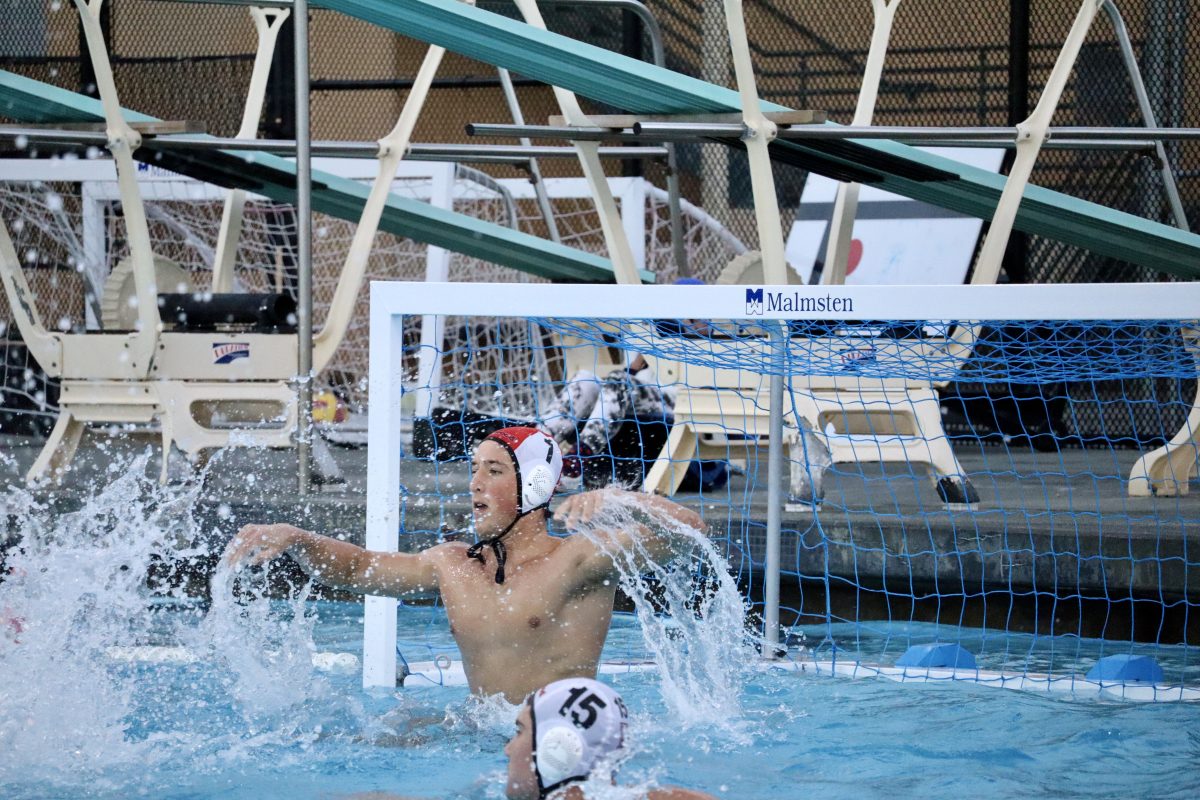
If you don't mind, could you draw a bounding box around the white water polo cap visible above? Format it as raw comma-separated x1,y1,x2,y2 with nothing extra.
484,427,563,514
529,678,629,796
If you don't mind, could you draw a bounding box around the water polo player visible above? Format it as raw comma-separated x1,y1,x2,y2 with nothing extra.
221,426,706,701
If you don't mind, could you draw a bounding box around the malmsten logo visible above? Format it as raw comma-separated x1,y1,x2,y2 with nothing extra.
212,342,250,364
745,287,854,316
745,288,764,315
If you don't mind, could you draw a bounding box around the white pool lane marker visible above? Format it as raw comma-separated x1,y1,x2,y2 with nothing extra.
105,647,1200,703
105,646,359,673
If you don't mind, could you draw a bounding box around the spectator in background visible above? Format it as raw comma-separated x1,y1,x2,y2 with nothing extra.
541,278,727,494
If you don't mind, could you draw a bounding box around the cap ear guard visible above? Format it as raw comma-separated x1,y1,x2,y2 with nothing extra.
534,725,585,788
484,428,563,515
528,678,629,797
523,463,557,510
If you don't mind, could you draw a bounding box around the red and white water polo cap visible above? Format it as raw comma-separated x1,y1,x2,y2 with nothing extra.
483,427,564,514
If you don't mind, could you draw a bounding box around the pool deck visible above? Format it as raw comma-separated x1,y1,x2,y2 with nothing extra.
2,432,1197,612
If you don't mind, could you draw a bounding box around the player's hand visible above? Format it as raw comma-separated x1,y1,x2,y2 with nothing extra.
220,523,306,571
554,488,624,529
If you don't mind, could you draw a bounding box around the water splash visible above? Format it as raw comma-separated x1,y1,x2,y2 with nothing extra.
571,491,751,733
0,455,203,785
200,566,325,720
0,451,363,793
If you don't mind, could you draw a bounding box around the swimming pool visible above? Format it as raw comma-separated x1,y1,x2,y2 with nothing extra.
1,465,1198,800
3,592,1200,800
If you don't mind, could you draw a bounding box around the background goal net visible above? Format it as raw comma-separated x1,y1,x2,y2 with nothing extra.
0,160,746,435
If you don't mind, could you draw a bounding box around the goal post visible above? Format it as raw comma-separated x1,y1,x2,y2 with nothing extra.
363,280,1200,691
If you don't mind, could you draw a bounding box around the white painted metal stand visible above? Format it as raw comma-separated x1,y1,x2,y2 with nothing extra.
821,0,904,287
0,1,461,484
512,0,641,286
212,6,290,293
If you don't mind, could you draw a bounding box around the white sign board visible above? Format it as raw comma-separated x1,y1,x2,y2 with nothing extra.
785,148,1007,285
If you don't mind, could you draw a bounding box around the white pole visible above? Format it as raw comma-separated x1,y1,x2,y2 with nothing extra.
73,0,160,378
822,0,904,286
295,0,313,495
363,291,405,688
723,0,787,284
512,0,642,285
212,7,290,292
764,323,784,656
311,42,449,373
971,0,1105,287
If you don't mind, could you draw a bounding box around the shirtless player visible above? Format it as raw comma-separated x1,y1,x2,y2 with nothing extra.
220,427,705,702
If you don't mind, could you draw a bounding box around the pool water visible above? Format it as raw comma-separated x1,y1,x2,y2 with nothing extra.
2,466,1199,799
3,598,1200,800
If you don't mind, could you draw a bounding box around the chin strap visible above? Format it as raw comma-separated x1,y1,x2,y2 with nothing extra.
466,513,524,584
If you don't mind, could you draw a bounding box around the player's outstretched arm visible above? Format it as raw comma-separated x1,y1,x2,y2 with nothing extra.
219,523,438,597
553,488,706,576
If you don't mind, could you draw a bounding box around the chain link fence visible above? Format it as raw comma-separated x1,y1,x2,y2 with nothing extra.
2,0,1197,446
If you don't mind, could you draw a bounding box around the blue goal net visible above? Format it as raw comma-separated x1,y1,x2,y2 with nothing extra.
373,283,1200,698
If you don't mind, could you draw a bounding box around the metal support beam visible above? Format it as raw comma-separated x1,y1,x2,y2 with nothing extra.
764,324,785,658
294,0,313,495
466,121,1200,143
823,0,904,287
0,127,667,162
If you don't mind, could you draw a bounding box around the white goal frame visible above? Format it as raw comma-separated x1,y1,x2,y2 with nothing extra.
361,279,1200,688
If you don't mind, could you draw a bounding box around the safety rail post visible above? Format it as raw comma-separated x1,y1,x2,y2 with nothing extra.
822,0,904,287
72,0,161,379
213,6,291,292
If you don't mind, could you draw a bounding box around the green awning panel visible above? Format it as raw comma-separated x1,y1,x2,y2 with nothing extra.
317,0,1199,279
0,69,651,284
